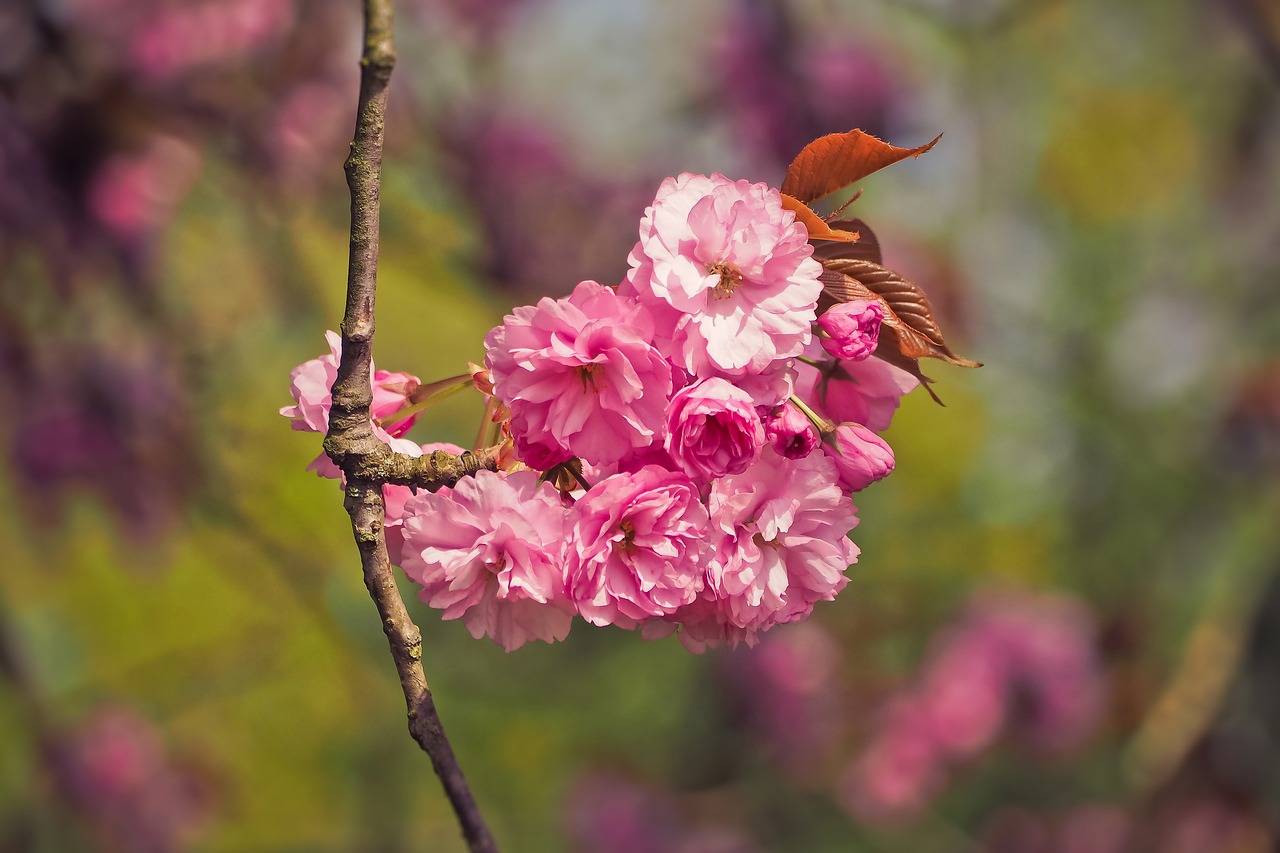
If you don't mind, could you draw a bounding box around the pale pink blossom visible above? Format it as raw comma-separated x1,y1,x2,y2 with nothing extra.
763,402,818,459
822,422,895,493
399,470,572,651
623,173,822,404
484,280,674,469
566,466,710,628
817,299,883,361
384,441,466,567
280,330,422,477
699,449,859,644
664,378,765,482
796,354,919,431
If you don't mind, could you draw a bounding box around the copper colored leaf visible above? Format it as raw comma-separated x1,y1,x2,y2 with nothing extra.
781,130,943,204
780,193,859,242
820,258,981,370
813,218,882,265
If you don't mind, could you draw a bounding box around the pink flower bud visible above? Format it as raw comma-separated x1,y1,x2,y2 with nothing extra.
817,300,884,362
822,422,895,492
763,402,818,459
664,378,765,481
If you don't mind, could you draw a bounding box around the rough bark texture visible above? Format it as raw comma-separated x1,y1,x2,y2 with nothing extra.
322,2,499,850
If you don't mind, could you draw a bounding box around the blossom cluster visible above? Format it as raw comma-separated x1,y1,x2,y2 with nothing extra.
284,173,923,652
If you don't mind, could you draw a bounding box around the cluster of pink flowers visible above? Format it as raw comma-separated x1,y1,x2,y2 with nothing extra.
285,173,923,652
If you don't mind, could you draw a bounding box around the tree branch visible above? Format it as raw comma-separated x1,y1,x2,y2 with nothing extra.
323,1,498,850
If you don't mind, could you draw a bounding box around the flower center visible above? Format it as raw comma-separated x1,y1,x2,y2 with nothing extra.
578,362,606,391
708,261,743,300
619,519,637,553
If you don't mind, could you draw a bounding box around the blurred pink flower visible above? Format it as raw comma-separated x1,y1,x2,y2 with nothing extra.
566,466,710,628
49,708,212,853
821,422,895,493
86,135,201,243
818,299,884,362
840,589,1107,824
623,173,821,404
399,469,572,651
484,280,674,469
128,0,296,81
665,378,765,481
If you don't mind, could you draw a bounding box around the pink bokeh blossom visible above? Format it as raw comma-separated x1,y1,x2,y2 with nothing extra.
796,355,919,431
484,280,674,469
399,469,572,651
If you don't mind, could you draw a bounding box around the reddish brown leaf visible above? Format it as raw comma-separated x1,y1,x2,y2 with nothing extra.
780,193,859,242
812,218,882,265
819,258,982,371
781,130,943,204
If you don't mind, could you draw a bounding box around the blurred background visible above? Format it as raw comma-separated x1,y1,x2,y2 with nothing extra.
2,0,1279,849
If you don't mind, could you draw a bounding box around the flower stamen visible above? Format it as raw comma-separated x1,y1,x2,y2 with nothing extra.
708,261,743,300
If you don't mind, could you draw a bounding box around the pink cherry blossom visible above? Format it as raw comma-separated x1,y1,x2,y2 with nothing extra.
383,441,466,567
822,422,895,492
664,378,765,482
280,329,421,438
484,280,674,469
623,173,822,405
566,466,710,628
817,299,884,361
697,449,859,644
796,354,919,431
763,402,818,459
399,470,572,651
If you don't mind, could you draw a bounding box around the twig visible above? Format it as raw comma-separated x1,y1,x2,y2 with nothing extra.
322,1,499,850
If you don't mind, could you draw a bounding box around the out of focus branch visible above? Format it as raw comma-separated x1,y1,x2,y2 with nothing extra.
322,1,498,850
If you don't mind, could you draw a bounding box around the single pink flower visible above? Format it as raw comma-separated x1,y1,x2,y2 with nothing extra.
280,329,421,438
795,355,919,431
399,469,572,652
664,378,765,482
822,422,895,493
623,173,822,405
693,449,859,645
763,402,818,459
818,299,884,361
384,441,466,567
484,280,674,469
566,466,710,628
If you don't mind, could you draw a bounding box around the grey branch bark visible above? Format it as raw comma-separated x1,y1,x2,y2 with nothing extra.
322,1,499,850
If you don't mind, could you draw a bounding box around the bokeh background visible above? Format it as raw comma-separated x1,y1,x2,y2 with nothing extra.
3,0,1280,849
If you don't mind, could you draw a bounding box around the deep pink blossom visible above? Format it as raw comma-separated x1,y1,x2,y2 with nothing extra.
399,470,572,651
796,355,919,431
664,378,765,481
566,466,710,628
696,449,859,644
822,422,895,493
817,299,883,361
484,280,674,469
763,402,818,459
623,173,822,404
